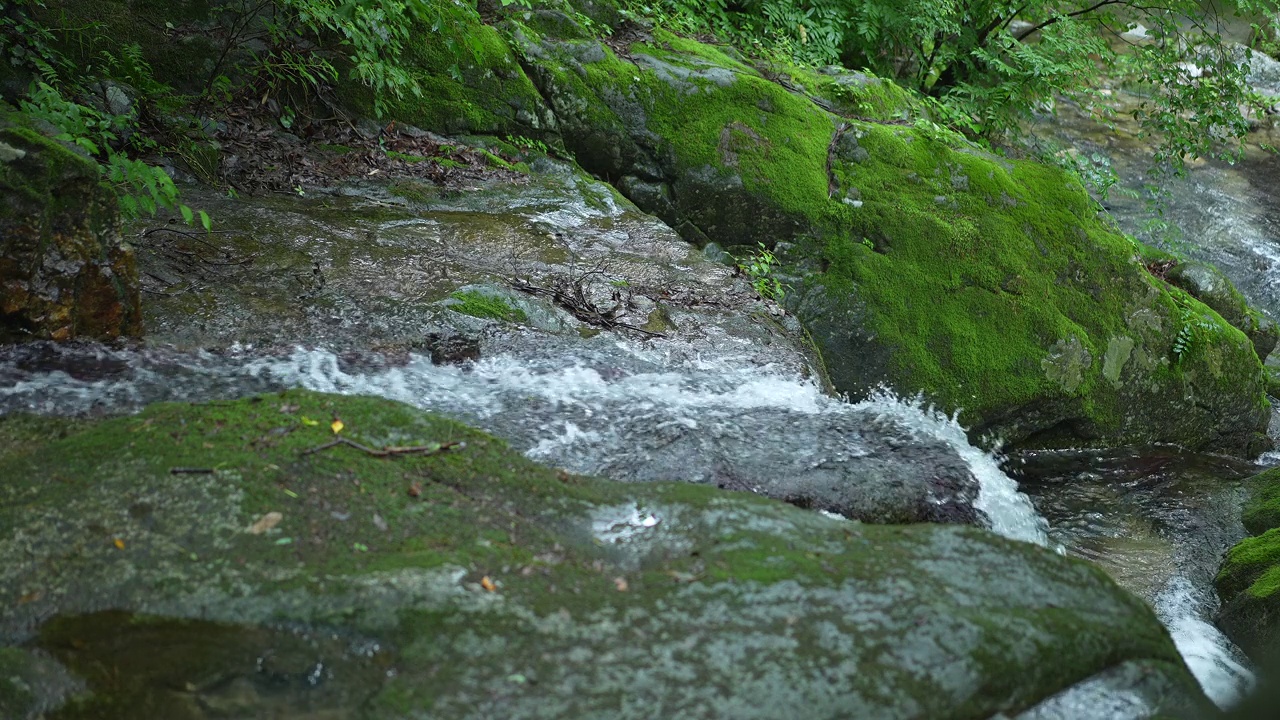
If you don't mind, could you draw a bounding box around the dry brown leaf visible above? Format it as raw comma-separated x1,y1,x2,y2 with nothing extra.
613,577,629,592
480,576,497,592
408,481,423,497
248,511,283,535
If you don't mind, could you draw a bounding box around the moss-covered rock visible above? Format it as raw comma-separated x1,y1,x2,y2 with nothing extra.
0,391,1213,718
0,113,141,342
496,19,1268,454
22,0,221,94
1215,467,1280,660
1243,468,1280,536
1166,260,1278,360
336,1,556,136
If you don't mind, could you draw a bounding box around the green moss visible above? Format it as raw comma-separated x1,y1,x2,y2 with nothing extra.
1266,365,1280,399
0,648,34,718
1243,468,1280,536
805,122,1263,446
0,413,88,463
336,2,548,136
787,64,921,121
386,179,433,204
447,290,528,323
1217,528,1280,600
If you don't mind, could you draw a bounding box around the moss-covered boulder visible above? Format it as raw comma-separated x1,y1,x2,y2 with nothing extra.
337,0,557,135
488,18,1269,454
0,391,1213,718
1216,467,1280,660
0,115,141,342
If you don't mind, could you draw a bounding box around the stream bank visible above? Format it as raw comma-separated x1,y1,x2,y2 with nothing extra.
5,1,1280,717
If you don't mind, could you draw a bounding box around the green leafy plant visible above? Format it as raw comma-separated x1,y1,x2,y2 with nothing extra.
1171,298,1223,364
18,81,209,229
737,242,787,302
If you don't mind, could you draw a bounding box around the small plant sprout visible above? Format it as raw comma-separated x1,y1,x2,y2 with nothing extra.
737,242,787,302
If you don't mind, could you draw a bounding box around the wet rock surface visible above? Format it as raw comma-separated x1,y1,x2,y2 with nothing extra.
0,391,1211,719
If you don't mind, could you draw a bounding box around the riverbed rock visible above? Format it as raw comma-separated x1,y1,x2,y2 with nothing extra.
0,391,1213,719
0,114,141,342
1216,467,1280,660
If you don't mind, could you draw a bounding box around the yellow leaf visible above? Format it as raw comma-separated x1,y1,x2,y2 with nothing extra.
300,416,319,427
113,538,126,550
248,511,283,535
480,576,497,592
331,418,344,434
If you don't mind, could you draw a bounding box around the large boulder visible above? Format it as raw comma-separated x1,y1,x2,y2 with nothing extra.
0,391,1213,719
0,117,141,342
491,18,1269,455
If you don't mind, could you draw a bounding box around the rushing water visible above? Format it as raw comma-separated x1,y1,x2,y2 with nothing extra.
1012,447,1259,709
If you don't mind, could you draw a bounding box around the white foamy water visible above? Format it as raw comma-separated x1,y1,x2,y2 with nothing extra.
240,346,1049,536
851,390,1050,546
1154,577,1255,708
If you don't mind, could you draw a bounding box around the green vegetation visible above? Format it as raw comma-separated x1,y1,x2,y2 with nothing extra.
627,0,1278,172
737,242,787,302
447,290,528,323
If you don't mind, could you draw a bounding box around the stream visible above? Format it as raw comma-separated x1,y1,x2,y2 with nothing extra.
5,104,1279,712
0,332,1260,712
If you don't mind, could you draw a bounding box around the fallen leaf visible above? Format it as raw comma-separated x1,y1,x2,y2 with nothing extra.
331,418,344,434
203,442,214,449
113,538,126,550
282,488,299,499
18,591,43,605
613,577,629,592
480,576,497,592
300,416,320,427
353,542,369,552
248,511,283,535
279,404,299,414
372,513,388,531
275,537,294,545
408,481,423,497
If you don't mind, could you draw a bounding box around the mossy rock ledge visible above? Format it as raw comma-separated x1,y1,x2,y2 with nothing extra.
453,10,1267,454
0,111,141,342
0,391,1213,718
1216,466,1280,661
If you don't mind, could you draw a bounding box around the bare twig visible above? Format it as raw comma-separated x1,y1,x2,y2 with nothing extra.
301,436,465,458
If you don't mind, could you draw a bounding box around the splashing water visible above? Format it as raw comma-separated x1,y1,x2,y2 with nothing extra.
1154,578,1255,708
851,390,1049,546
